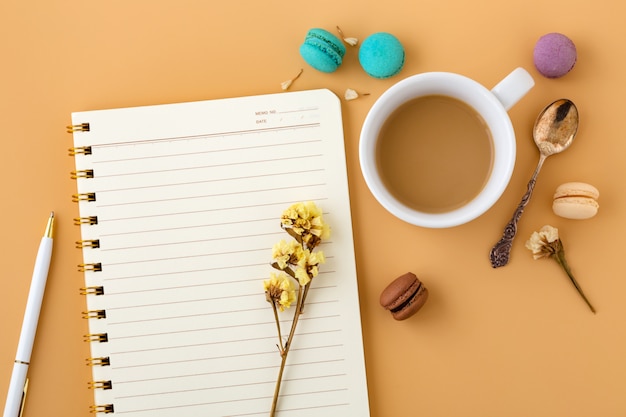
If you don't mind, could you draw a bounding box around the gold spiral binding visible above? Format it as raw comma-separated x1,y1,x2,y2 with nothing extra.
78,263,102,272
71,169,94,179
88,380,113,390
86,357,110,367
76,239,100,249
80,286,105,296
72,192,96,202
68,146,92,156
74,216,98,226
82,310,106,319
84,333,108,343
67,123,90,133
89,404,114,414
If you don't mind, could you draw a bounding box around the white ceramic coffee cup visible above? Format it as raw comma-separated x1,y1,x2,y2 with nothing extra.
359,67,535,228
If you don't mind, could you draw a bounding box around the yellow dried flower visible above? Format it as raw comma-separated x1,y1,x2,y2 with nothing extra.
300,250,325,276
295,267,311,287
272,239,303,270
294,249,326,286
264,273,296,311
280,201,330,249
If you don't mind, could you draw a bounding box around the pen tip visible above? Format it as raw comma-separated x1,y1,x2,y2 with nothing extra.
45,212,55,238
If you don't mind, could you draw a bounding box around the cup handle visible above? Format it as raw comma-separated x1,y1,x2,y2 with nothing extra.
491,67,535,111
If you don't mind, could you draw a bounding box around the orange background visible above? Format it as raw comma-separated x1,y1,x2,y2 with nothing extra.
1,1,624,416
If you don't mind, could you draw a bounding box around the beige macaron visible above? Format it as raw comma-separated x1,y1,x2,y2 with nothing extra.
552,182,599,219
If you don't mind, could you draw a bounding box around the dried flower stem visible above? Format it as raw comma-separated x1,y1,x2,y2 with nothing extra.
299,284,311,313
269,284,305,416
270,302,285,354
553,250,596,314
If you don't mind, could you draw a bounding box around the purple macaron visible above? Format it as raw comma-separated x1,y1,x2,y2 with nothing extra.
533,33,577,78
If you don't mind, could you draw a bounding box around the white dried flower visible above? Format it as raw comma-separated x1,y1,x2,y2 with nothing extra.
281,68,303,91
344,89,359,101
525,225,559,259
336,26,358,47
525,225,596,313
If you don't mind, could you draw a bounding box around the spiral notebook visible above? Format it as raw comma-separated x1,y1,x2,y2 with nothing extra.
67,89,369,416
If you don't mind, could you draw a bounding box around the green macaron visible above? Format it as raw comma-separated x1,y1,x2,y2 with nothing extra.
359,32,405,79
300,28,346,73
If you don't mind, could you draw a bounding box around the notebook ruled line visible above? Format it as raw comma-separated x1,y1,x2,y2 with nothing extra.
110,312,341,340
106,291,338,315
114,393,348,415
116,400,351,416
114,380,278,400
113,357,348,387
114,373,348,400
110,329,342,356
115,355,345,384
92,122,321,149
93,169,325,194
113,343,346,372
105,280,336,298
102,265,334,285
92,142,323,167
102,262,268,281
101,231,282,252
95,198,329,224
99,216,277,237
228,403,351,417
94,182,327,208
103,247,270,267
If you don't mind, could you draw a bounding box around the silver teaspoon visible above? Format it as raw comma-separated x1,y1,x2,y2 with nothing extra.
490,99,579,268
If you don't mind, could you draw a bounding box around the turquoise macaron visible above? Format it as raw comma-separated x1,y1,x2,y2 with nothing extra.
299,28,346,73
359,32,405,79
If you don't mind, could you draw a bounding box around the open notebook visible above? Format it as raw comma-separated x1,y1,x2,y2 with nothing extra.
68,89,370,416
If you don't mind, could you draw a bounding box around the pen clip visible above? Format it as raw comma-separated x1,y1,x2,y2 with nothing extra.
18,377,29,417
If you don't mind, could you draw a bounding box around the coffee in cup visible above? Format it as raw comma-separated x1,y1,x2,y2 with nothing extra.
377,94,493,213
359,67,535,228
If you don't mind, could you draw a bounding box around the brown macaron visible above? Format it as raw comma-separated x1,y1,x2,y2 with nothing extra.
380,272,429,320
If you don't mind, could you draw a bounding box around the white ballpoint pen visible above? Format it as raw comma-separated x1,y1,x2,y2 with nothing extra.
3,212,54,417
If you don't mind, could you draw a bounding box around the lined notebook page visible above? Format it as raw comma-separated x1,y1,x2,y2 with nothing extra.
70,89,369,416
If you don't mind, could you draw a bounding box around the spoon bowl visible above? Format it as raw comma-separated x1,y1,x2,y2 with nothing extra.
490,99,579,268
534,98,578,155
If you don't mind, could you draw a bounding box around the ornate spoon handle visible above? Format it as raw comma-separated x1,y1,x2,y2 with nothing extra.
489,155,547,268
